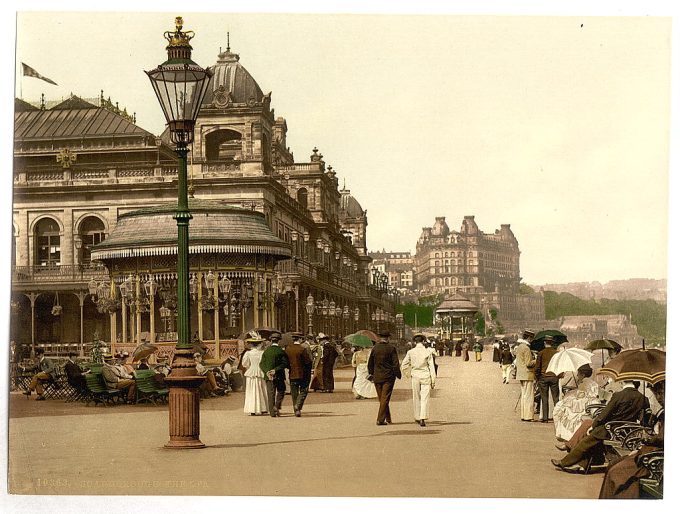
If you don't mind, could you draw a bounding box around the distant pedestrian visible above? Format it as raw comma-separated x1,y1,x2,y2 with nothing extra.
242,337,268,416
367,330,402,425
455,340,462,357
322,337,339,393
285,332,313,417
500,344,514,383
473,341,483,362
492,340,501,362
401,334,437,427
462,341,470,362
309,333,326,391
260,331,290,417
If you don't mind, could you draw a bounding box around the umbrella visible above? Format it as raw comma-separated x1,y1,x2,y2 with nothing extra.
586,339,623,365
355,329,379,342
546,347,593,376
132,342,158,362
598,348,665,385
344,333,373,348
530,329,568,352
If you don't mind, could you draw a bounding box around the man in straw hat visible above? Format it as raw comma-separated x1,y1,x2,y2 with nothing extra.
285,332,313,416
368,330,402,425
401,333,436,427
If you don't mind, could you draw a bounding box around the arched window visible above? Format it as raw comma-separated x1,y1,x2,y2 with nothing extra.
205,129,243,161
35,218,61,268
79,216,106,264
297,188,308,210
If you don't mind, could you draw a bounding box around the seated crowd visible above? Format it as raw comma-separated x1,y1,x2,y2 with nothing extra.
19,348,243,405
507,330,665,500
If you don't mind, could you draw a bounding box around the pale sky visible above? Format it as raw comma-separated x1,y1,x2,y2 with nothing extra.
10,9,673,285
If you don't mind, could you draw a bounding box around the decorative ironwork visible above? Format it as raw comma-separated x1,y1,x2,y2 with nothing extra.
56,148,77,169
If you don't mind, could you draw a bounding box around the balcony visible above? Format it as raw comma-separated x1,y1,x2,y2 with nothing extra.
14,165,178,187
12,264,109,286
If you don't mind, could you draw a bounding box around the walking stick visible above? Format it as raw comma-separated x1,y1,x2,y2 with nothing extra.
514,391,521,412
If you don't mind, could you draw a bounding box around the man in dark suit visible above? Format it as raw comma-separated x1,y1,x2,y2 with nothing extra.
534,336,559,422
285,332,313,417
367,330,401,425
260,331,290,417
552,380,649,471
64,353,86,390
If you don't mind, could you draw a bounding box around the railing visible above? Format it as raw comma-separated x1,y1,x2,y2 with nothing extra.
12,264,109,285
15,164,178,185
276,259,317,280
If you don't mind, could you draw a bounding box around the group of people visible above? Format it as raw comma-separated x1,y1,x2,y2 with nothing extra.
508,329,665,498
238,328,439,427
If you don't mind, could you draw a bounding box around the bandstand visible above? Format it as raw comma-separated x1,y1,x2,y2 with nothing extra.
435,293,479,342
89,199,291,360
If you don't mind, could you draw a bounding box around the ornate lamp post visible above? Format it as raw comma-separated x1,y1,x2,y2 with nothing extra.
146,16,212,449
306,294,315,336
342,305,349,336
354,306,360,332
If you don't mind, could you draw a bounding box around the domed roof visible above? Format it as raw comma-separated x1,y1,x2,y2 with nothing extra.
202,49,265,106
436,293,479,314
90,200,290,261
340,191,365,218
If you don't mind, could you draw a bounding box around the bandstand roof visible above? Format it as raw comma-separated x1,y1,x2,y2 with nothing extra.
90,200,291,261
435,293,479,314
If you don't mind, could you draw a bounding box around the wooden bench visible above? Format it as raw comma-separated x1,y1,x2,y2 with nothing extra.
84,373,124,407
134,370,169,405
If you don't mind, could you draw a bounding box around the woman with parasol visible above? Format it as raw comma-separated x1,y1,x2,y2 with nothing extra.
347,334,377,400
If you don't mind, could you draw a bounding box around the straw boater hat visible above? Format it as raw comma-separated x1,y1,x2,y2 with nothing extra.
246,337,265,345
317,332,329,341
413,333,426,341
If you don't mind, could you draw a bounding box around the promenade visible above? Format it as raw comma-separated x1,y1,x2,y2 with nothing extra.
8,350,602,497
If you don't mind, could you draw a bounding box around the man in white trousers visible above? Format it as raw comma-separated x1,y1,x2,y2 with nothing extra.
401,333,437,427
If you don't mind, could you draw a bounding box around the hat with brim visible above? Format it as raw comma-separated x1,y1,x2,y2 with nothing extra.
413,333,426,341
317,332,329,341
378,330,391,338
246,337,265,344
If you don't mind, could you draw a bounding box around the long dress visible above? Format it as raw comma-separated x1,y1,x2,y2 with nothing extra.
463,343,470,362
322,343,339,392
309,343,324,391
242,348,268,414
352,348,377,399
553,377,600,441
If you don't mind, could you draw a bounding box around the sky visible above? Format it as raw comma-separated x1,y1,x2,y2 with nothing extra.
8,8,674,287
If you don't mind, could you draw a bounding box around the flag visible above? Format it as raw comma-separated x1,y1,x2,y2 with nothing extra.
21,63,57,86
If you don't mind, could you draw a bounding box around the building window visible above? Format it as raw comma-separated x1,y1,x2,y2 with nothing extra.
79,216,106,265
297,188,308,210
35,218,61,268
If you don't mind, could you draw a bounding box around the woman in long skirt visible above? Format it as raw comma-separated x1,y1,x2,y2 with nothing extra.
462,341,470,361
351,347,377,399
241,338,268,415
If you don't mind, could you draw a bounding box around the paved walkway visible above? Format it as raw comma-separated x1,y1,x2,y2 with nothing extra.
8,350,602,497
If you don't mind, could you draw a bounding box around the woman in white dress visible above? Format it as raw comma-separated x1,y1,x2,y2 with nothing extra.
241,338,269,415
351,346,377,399
553,364,600,441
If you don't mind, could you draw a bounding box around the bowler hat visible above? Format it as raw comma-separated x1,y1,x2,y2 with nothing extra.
269,331,282,341
378,330,391,338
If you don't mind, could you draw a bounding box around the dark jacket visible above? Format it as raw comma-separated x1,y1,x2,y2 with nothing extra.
500,348,514,365
534,346,558,380
64,360,84,385
367,340,401,383
286,343,313,382
591,387,650,440
259,344,289,380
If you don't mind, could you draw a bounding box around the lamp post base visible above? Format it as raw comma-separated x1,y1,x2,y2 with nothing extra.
164,348,206,450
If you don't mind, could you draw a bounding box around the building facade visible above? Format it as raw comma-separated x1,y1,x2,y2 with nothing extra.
11,42,397,356
414,215,543,326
